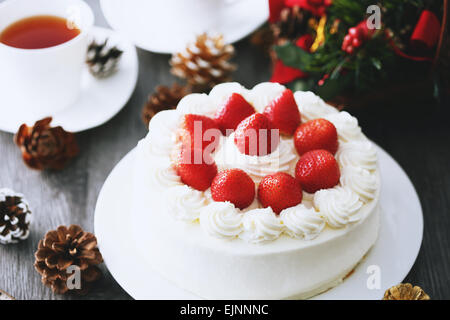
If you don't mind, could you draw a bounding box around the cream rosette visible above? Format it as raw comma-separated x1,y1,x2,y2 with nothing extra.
314,186,363,228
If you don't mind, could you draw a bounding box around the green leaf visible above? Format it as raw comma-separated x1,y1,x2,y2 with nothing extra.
288,79,316,92
316,75,351,101
370,58,382,70
274,43,313,70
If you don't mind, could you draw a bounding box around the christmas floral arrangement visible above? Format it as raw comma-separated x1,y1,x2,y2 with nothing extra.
265,0,448,109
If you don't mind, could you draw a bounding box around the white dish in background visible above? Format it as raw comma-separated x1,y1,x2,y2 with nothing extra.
95,144,423,300
100,0,269,53
0,26,138,133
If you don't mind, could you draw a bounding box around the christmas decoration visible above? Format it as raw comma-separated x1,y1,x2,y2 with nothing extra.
0,188,32,245
341,20,375,54
142,83,191,126
266,0,448,107
14,117,79,170
170,33,236,90
86,39,123,78
0,289,14,300
272,5,309,42
34,225,103,295
250,25,275,56
383,283,430,300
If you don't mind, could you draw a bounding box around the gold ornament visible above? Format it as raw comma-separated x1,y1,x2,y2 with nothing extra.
310,15,327,53
383,283,430,300
170,33,235,89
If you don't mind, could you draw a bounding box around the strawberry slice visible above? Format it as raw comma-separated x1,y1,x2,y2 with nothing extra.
175,147,217,191
294,118,339,155
214,93,255,135
295,149,340,193
257,172,303,214
211,169,255,209
263,89,301,135
234,113,279,156
177,114,221,152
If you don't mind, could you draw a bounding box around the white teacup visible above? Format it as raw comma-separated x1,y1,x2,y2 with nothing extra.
0,0,94,124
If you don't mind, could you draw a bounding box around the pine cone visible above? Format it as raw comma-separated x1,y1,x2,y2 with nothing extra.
34,225,103,295
0,188,32,245
0,289,14,300
14,117,79,170
383,283,430,300
170,33,235,89
86,39,123,78
272,6,310,43
142,83,191,127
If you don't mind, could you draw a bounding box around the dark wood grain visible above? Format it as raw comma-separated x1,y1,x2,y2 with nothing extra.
0,0,449,300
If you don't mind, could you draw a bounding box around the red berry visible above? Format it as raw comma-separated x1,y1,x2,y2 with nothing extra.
176,147,217,191
263,89,301,135
294,118,338,155
258,172,303,214
346,46,354,54
348,27,359,38
295,150,340,193
211,169,255,209
214,93,255,135
234,113,279,156
352,37,361,47
177,114,221,152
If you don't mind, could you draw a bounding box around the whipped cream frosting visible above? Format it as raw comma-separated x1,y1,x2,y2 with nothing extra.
214,133,298,183
151,166,182,189
294,91,338,122
246,82,286,112
166,185,207,222
314,186,363,228
147,110,180,158
325,111,363,143
142,82,379,243
340,166,378,203
239,208,284,243
200,202,243,239
280,204,325,240
177,93,217,117
336,140,377,171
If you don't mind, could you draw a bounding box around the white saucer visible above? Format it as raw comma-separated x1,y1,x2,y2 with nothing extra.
0,26,138,134
100,0,269,53
94,144,423,300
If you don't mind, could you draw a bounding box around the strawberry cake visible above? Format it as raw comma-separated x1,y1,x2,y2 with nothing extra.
132,82,380,299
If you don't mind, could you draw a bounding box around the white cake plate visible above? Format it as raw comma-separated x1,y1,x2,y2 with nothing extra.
0,27,138,134
95,144,423,300
100,0,269,53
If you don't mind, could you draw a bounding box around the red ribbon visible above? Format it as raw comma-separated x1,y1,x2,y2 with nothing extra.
387,10,440,62
268,0,331,22
410,10,441,49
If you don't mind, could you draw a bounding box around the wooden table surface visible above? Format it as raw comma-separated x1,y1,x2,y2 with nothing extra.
0,0,449,300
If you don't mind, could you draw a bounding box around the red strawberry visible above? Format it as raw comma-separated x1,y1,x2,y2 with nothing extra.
211,169,255,209
294,118,338,156
177,114,221,152
214,93,255,135
176,147,217,191
263,89,301,135
257,172,303,214
234,113,279,156
295,149,340,193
